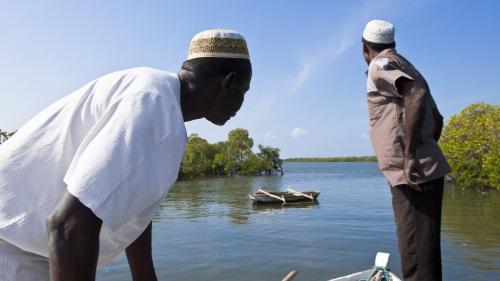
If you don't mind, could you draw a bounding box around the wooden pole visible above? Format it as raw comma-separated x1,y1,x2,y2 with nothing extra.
257,188,286,203
286,188,314,200
281,271,298,281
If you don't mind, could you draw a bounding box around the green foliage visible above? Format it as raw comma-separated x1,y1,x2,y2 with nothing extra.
0,129,15,145
180,134,216,178
284,156,377,162
257,145,283,174
227,128,254,170
440,103,499,190
240,154,267,175
180,128,283,179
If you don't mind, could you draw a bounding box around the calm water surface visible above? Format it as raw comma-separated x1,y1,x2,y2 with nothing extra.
97,162,500,280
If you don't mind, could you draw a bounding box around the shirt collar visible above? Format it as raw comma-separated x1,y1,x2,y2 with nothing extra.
366,48,396,75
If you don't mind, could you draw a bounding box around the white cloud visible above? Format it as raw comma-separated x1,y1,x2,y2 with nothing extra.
361,133,369,139
291,0,399,94
291,127,309,138
292,63,313,93
264,131,279,139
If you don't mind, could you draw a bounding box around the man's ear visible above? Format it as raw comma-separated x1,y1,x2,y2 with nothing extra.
363,43,369,55
222,71,237,91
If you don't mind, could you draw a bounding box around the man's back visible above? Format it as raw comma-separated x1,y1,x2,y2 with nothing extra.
366,49,451,186
0,67,187,265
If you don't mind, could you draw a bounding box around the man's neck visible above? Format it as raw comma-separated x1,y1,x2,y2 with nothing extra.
178,69,206,122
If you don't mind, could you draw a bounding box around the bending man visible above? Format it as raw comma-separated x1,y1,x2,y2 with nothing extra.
0,29,252,281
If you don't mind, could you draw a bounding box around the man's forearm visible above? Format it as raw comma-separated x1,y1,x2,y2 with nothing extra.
126,222,157,281
47,192,102,281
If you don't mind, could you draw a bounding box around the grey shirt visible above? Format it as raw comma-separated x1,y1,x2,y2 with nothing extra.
366,49,451,187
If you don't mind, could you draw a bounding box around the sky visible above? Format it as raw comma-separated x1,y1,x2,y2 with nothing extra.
1,0,499,158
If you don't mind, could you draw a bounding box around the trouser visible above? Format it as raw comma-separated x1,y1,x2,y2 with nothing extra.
391,177,444,281
0,238,50,281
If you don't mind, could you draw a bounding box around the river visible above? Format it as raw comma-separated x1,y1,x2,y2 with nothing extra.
97,162,499,280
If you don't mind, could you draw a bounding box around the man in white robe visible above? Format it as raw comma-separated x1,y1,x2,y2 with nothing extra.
0,29,252,281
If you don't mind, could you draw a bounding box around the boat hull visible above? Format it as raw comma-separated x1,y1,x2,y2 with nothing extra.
328,269,401,281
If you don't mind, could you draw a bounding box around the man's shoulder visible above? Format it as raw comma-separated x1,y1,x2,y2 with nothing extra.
121,67,176,82
98,67,180,100
370,49,424,84
98,67,175,83
380,50,420,74
372,50,406,71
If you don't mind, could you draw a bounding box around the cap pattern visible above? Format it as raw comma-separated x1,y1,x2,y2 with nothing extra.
187,29,250,60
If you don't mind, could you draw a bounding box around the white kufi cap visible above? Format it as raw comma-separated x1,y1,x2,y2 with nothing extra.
187,29,250,60
363,20,395,44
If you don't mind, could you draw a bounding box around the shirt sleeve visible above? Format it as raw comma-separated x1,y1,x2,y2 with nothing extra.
370,58,414,98
63,91,186,231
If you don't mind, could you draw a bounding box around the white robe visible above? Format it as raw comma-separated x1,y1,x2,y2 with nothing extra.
0,67,187,269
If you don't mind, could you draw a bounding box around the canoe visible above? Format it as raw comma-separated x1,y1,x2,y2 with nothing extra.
249,188,319,204
328,252,401,281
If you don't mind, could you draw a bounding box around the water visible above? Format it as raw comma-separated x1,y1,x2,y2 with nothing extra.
97,162,500,280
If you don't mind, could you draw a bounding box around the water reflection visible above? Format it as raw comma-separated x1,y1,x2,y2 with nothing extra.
154,175,286,224
252,201,320,211
442,184,500,271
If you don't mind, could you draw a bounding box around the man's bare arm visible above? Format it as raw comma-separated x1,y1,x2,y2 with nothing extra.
126,222,158,281
46,192,102,281
396,77,427,187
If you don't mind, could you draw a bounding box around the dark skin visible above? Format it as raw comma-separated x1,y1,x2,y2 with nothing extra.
47,193,102,281
178,66,251,125
363,43,433,190
126,223,156,281
46,62,252,281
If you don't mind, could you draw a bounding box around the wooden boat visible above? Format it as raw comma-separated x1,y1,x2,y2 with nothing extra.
249,187,319,204
328,252,401,281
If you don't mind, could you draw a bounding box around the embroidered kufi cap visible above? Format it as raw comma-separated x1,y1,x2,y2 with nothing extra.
187,29,250,60
363,20,395,44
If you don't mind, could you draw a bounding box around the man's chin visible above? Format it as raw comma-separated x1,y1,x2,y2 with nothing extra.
207,116,229,126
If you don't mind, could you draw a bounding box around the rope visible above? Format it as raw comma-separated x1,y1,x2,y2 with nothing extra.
358,266,393,281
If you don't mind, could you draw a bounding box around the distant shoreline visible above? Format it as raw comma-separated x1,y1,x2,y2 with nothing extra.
284,156,377,162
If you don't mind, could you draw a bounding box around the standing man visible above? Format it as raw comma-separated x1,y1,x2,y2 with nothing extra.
0,29,251,281
362,20,451,281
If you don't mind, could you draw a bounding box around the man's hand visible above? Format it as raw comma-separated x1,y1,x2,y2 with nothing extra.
126,222,158,281
404,157,425,191
46,192,102,281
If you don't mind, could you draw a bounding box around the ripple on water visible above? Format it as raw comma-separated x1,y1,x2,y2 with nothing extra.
97,162,500,281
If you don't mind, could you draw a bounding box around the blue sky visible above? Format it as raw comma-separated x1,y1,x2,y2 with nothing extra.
1,0,499,158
